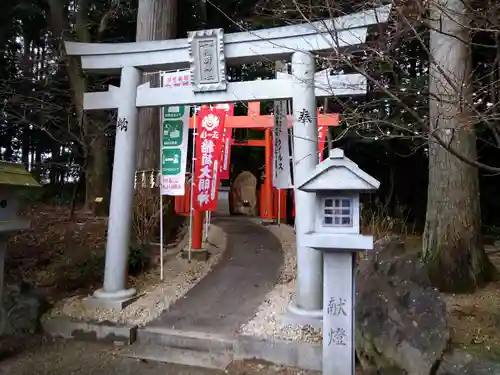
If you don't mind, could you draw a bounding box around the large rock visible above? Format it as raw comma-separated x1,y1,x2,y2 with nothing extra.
230,171,258,216
0,283,50,335
356,235,450,375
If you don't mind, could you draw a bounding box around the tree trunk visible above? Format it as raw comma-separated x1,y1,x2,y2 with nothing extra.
423,0,494,292
50,143,60,184
33,145,42,180
85,126,109,214
48,0,109,211
135,0,177,171
21,127,30,170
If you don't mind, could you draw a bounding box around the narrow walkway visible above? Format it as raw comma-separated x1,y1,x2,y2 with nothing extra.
146,216,283,335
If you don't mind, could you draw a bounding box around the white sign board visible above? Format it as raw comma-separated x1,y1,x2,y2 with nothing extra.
160,70,190,196
187,28,227,93
273,100,292,189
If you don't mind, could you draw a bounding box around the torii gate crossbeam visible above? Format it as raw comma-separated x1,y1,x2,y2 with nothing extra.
66,8,387,73
66,5,391,322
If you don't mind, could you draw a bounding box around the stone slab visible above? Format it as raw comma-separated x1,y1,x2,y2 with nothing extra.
83,294,139,311
138,326,235,353
42,316,137,345
234,335,322,371
133,329,322,372
121,343,233,370
44,316,322,371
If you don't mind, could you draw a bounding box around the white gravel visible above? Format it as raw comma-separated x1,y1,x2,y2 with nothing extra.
44,219,322,343
239,224,322,343
43,225,227,327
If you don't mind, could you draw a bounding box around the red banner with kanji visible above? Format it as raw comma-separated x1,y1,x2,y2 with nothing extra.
318,125,327,162
193,107,225,211
212,103,235,180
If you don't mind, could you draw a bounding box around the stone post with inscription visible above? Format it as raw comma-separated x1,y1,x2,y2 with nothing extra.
297,148,380,375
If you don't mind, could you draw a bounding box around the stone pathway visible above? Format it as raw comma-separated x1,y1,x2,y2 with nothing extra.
0,336,318,375
146,216,283,335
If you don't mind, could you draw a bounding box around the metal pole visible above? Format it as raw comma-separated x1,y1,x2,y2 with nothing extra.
290,51,322,312
204,211,211,241
287,99,294,184
159,194,164,280
204,211,208,241
288,100,295,233
94,66,140,302
187,107,197,262
159,71,165,281
277,188,281,225
208,211,211,238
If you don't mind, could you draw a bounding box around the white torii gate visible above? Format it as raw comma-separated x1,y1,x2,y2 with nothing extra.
67,5,391,315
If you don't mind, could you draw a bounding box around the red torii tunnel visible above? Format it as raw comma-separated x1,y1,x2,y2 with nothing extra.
175,101,340,251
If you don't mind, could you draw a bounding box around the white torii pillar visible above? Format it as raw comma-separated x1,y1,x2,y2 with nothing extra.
65,5,391,312
92,67,141,305
290,52,323,313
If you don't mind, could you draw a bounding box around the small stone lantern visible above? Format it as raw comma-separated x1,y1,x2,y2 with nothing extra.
297,148,379,375
0,161,40,332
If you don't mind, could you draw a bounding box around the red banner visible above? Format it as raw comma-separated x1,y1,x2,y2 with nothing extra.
193,107,225,211
318,125,328,162
212,104,235,180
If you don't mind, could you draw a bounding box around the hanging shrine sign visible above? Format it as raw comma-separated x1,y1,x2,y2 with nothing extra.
193,107,225,211
272,100,292,189
160,70,191,196
212,103,235,181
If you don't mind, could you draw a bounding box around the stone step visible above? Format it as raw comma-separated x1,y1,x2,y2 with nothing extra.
120,343,233,370
138,326,235,353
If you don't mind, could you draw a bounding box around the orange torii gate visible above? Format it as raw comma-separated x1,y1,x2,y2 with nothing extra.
178,101,340,250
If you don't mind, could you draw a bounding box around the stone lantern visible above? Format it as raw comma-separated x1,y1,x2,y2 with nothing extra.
0,161,40,332
297,148,379,375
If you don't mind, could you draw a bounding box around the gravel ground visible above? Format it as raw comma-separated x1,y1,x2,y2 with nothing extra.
43,225,228,327
42,220,322,343
0,336,319,375
239,224,322,343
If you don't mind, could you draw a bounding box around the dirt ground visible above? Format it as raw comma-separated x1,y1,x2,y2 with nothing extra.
6,205,108,300
404,236,500,357
0,335,317,375
443,248,500,357
5,204,182,303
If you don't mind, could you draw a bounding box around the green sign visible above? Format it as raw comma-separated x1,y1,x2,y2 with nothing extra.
163,120,183,147
163,105,185,119
162,148,182,175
